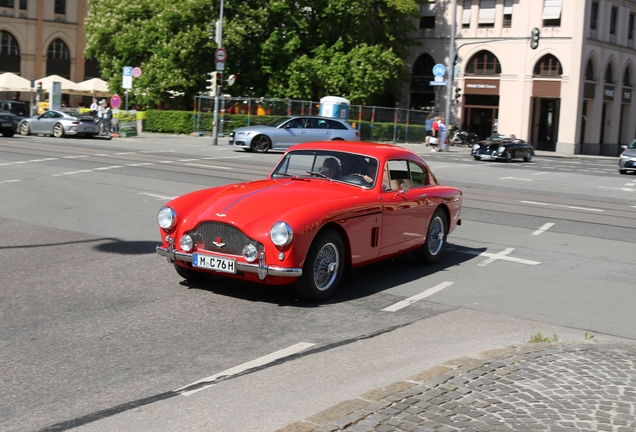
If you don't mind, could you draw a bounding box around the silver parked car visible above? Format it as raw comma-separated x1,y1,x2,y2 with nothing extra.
229,116,359,152
619,139,636,174
19,110,99,138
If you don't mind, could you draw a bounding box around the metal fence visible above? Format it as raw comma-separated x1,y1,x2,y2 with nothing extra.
194,96,439,144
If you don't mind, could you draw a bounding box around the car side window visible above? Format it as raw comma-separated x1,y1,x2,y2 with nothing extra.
327,119,346,130
385,160,411,191
286,118,305,129
408,161,428,187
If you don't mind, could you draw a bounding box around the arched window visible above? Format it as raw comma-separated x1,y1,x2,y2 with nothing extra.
84,57,101,80
465,50,501,75
604,63,614,84
585,59,595,81
410,53,436,110
533,54,563,76
623,67,631,87
0,30,21,74
46,38,71,78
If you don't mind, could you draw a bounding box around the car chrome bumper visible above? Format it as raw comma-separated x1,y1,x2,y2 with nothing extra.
156,245,302,279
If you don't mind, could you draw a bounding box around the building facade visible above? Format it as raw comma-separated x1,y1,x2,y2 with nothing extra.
408,0,636,156
0,0,94,104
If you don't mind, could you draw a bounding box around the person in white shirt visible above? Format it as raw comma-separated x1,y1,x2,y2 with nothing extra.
437,117,448,152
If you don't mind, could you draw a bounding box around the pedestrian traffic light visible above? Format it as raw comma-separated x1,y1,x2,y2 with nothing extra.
530,27,540,50
216,72,223,87
205,72,214,90
453,86,462,103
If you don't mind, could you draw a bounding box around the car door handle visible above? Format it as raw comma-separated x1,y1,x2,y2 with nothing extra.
417,194,428,198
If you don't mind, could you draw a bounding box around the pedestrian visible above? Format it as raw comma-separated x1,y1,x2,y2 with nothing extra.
430,116,440,152
437,116,448,152
424,113,435,146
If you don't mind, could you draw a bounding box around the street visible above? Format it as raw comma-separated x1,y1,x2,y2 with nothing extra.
1,134,634,432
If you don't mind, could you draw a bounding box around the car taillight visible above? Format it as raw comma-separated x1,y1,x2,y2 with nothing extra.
71,121,80,124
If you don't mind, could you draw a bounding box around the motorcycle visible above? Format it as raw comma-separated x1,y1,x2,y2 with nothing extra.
449,129,479,147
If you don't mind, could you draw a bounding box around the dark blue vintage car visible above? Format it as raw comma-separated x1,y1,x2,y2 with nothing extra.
471,134,535,162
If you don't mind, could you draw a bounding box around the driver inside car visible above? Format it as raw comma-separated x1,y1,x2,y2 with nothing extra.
321,157,341,179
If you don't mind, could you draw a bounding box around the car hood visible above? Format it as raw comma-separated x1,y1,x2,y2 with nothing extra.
171,178,376,234
622,148,636,158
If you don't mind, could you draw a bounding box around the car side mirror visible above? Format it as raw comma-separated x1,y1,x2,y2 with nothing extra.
399,183,409,193
621,145,627,150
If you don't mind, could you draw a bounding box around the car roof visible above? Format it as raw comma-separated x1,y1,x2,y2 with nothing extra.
286,141,422,160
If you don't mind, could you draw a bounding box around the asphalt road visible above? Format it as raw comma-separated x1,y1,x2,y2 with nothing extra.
0,133,634,432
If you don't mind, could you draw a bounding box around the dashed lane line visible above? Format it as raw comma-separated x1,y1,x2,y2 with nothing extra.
532,223,555,236
520,200,604,212
382,282,454,312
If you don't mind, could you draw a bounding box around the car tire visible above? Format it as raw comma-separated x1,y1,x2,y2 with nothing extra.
252,135,271,153
174,263,207,282
53,123,65,138
505,151,513,163
524,152,533,162
293,228,344,302
473,156,481,160
20,122,30,136
619,169,627,174
414,208,448,265
2,131,15,137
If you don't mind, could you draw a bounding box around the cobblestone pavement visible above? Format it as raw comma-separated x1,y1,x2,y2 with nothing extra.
279,343,636,432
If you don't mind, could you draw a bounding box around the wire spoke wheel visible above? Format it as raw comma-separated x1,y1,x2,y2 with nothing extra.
313,242,339,292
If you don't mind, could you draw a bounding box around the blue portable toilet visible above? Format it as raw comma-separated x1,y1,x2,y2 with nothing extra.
319,96,350,120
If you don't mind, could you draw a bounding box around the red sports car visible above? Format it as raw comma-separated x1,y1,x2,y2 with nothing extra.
156,141,462,301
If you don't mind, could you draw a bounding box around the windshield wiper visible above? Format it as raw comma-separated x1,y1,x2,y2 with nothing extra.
306,170,329,179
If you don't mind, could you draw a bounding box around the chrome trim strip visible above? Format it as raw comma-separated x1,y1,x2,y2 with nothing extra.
156,246,302,278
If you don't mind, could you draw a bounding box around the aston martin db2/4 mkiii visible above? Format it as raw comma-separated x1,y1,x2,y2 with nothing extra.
157,142,462,301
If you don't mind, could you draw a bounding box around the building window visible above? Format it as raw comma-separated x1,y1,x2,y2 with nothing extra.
0,30,21,74
46,38,71,78
419,1,435,29
585,60,595,81
503,0,513,28
629,13,635,39
84,57,101,80
605,64,614,84
19,0,26,9
0,0,14,7
54,0,65,15
590,2,599,30
610,7,618,35
462,1,471,29
466,50,501,75
624,68,631,87
543,0,562,27
478,0,495,28
533,55,563,77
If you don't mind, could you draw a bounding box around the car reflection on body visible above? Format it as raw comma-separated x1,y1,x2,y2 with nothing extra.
19,110,99,138
619,140,636,174
229,115,359,153
156,141,462,302
471,133,535,162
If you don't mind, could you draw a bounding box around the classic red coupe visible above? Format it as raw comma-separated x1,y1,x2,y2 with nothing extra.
157,141,462,301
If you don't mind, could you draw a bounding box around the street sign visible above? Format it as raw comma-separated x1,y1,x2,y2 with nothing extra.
434,76,444,82
432,63,446,77
132,67,142,78
215,48,227,63
429,81,448,86
122,66,133,89
110,94,122,109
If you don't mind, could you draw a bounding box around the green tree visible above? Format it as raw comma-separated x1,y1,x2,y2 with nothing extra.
85,0,423,108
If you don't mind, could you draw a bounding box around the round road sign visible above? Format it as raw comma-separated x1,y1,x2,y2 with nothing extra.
432,63,446,77
110,94,122,109
132,67,142,78
215,48,227,63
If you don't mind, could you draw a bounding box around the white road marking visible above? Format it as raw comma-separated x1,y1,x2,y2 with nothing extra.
532,172,550,175
382,282,454,312
1,179,21,184
186,163,233,170
458,247,541,266
521,200,604,212
62,155,88,159
532,223,555,236
126,162,154,167
138,193,178,200
94,165,124,170
501,176,532,181
178,342,315,396
201,155,252,160
598,185,635,192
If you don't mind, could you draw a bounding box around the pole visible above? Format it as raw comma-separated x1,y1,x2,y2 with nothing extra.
445,0,458,125
212,0,224,145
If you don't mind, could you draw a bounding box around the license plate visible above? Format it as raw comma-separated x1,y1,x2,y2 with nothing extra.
1,122,10,127
192,253,236,274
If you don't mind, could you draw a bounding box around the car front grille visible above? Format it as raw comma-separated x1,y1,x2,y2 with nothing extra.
190,221,263,256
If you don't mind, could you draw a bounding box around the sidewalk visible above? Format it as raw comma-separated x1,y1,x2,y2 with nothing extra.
279,341,636,432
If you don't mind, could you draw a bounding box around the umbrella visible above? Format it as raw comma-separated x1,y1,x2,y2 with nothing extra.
35,74,87,95
78,78,112,96
0,72,33,92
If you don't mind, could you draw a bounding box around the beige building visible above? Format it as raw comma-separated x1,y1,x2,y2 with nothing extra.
408,0,636,156
0,0,93,104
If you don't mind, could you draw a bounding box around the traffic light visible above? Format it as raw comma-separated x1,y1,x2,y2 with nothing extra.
216,72,223,87
205,72,214,90
530,27,540,50
453,86,462,103
209,21,216,41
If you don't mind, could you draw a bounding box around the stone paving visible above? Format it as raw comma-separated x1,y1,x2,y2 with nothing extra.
279,343,636,432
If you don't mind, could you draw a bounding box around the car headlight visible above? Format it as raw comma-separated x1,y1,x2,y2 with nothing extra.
620,153,629,158
498,146,505,153
180,234,193,252
158,206,177,230
243,244,258,262
472,144,480,151
270,221,293,247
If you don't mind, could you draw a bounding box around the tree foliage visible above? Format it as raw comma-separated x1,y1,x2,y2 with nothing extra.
85,0,423,108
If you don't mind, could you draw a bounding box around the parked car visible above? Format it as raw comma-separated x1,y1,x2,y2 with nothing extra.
0,109,18,137
471,133,535,162
19,109,99,138
0,100,29,125
619,139,636,174
229,115,360,152
156,141,462,301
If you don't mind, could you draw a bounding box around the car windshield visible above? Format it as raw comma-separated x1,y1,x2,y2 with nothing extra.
271,149,378,189
629,140,636,149
264,116,292,127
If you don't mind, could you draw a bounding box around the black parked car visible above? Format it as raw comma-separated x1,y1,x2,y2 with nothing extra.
0,109,18,137
471,134,534,162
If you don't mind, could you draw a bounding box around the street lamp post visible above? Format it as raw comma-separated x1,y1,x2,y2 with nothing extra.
212,0,224,146
445,0,458,126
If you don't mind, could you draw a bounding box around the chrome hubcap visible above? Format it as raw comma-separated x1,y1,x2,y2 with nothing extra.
313,242,339,291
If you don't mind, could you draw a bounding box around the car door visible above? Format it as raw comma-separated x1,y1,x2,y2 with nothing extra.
32,111,58,134
379,160,434,256
305,118,333,142
273,117,307,150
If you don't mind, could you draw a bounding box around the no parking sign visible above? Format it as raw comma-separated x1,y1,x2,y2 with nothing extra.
110,94,122,109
